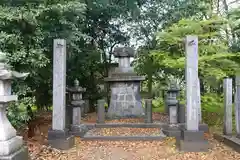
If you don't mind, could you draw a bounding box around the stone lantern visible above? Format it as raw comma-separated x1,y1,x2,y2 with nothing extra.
0,52,29,159
166,83,180,124
70,79,86,125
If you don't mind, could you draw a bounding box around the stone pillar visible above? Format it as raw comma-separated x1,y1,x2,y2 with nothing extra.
235,76,240,137
48,39,74,150
97,99,105,123
166,84,180,124
223,78,233,135
144,99,152,123
177,35,208,152
185,36,199,131
0,52,29,159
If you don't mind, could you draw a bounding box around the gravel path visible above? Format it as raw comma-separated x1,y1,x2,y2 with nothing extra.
26,112,240,160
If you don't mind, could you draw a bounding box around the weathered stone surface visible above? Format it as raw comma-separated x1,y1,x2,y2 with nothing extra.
52,39,67,131
0,146,28,160
48,136,75,150
235,76,240,136
97,99,105,123
113,47,135,57
185,35,199,131
72,107,81,125
144,99,152,123
0,136,23,156
223,78,232,135
105,47,145,118
197,78,202,123
178,103,185,123
107,84,144,118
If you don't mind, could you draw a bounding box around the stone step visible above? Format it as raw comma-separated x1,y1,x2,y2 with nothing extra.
82,135,166,141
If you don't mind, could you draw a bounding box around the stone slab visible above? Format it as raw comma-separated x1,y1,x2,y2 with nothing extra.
162,127,181,139
70,124,95,137
0,146,28,160
48,135,75,150
214,134,240,153
178,123,209,133
94,123,168,128
180,130,205,141
177,139,209,152
0,136,23,156
82,135,166,141
48,129,70,139
178,103,185,123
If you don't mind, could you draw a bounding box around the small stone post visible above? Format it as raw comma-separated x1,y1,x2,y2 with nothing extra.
0,51,29,159
97,99,105,123
166,83,180,124
70,79,86,126
235,76,240,137
223,78,233,135
144,99,153,123
48,39,74,150
84,99,90,114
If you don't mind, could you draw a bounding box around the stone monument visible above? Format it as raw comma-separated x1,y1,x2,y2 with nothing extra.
0,51,29,159
177,35,209,152
48,39,74,150
104,47,145,118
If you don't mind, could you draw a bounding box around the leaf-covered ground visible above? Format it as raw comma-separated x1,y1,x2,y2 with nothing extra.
21,112,240,160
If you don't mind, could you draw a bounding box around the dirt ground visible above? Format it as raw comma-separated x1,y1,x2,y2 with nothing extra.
22,112,240,160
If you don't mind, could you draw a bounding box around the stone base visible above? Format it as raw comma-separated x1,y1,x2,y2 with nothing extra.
0,146,28,160
107,84,144,119
177,130,209,152
178,123,209,133
177,139,209,152
214,134,240,153
70,124,94,137
48,129,75,150
162,127,181,139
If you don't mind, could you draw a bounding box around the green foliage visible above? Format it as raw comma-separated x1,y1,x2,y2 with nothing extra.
201,93,224,126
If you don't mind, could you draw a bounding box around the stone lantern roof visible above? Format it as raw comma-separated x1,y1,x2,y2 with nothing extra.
0,52,29,80
113,47,135,57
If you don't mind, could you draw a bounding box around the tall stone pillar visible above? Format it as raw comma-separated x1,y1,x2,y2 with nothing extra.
177,35,208,152
48,39,74,150
0,51,29,159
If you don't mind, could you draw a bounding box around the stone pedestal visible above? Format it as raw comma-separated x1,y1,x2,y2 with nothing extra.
105,47,145,118
177,129,209,152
